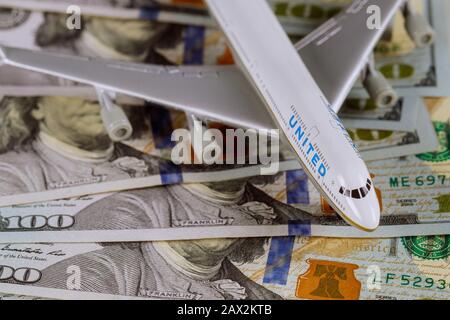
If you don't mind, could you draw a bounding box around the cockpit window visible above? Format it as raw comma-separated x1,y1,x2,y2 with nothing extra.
339,178,373,199
359,187,368,197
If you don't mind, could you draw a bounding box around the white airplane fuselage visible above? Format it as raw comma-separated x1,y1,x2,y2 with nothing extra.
206,0,380,230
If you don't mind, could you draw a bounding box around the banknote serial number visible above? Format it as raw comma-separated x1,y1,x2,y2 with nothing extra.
389,175,448,188
384,273,449,290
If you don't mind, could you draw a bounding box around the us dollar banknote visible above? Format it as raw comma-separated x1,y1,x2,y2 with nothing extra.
339,96,421,132
0,291,45,300
0,0,348,35
0,98,445,243
0,0,448,98
345,102,437,161
0,2,319,95
0,8,206,95
0,95,288,207
0,93,437,207
150,0,450,98
0,235,448,300
158,0,450,97
350,0,450,97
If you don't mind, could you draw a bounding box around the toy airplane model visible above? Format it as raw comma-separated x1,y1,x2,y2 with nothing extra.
0,0,435,231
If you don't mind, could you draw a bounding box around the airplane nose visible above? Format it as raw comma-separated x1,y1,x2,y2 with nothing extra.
359,202,380,231
341,188,380,231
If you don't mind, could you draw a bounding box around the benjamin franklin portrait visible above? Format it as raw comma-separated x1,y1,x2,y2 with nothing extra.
70,175,312,230
0,96,171,196
35,10,182,64
0,9,184,86
35,239,282,300
0,95,312,228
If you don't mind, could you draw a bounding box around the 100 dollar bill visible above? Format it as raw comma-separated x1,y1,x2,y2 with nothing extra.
0,0,448,98
0,235,448,300
0,99,443,243
350,0,450,98
0,95,289,207
0,0,350,35
340,96,421,132
0,94,436,207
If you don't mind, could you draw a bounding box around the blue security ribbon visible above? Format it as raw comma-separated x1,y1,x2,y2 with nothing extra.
263,236,296,285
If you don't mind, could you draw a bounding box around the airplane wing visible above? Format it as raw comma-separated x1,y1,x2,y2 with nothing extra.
0,0,402,131
0,47,273,130
296,0,404,110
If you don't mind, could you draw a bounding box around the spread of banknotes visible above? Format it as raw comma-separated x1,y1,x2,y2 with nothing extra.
0,0,448,301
